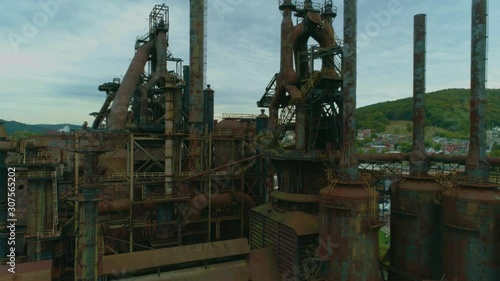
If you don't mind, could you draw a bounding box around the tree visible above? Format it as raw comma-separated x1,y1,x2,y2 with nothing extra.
406,123,413,133
398,142,412,153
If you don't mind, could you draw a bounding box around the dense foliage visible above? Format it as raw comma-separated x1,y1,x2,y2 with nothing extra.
356,88,500,134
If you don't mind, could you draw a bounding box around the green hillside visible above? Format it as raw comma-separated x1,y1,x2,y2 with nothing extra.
0,120,80,138
356,88,500,135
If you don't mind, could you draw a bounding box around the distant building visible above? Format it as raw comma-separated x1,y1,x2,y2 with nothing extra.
357,129,372,139
486,130,500,150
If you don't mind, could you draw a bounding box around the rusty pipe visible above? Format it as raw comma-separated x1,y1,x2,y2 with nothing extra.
310,12,336,70
92,92,114,129
270,3,299,132
410,14,429,176
98,199,131,213
107,40,154,130
280,4,301,101
189,0,206,124
139,31,168,124
338,0,359,181
466,0,489,182
292,21,309,78
186,192,255,219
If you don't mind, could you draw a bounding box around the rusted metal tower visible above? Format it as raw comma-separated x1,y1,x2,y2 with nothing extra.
389,14,444,281
70,134,107,281
319,1,381,280
188,0,207,174
442,0,500,280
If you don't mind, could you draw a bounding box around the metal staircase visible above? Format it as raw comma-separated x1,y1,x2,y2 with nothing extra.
257,73,278,107
276,72,322,139
298,71,322,100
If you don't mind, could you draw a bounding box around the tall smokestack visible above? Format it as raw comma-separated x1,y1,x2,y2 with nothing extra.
338,0,358,181
466,0,489,182
189,0,206,124
188,0,207,173
410,14,428,176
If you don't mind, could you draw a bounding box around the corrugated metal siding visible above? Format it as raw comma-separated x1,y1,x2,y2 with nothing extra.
251,210,317,280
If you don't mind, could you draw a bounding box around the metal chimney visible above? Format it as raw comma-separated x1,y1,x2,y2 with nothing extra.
465,0,489,182
338,0,358,180
410,14,428,176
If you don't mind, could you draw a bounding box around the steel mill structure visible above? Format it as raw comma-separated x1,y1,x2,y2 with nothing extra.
0,0,499,281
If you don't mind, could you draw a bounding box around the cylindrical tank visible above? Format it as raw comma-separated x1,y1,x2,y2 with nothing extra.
203,85,214,133
319,181,381,281
442,183,500,281
389,177,443,280
256,109,269,135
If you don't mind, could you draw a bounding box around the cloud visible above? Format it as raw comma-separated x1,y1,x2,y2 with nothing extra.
0,0,499,125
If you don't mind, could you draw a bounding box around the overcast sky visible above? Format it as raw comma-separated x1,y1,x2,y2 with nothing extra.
0,0,498,125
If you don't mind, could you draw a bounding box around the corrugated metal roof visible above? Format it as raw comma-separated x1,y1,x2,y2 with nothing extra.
101,238,249,274
252,203,319,236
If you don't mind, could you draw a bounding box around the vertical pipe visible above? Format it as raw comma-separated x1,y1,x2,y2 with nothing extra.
410,14,428,176
183,65,190,120
441,2,498,280
165,89,174,195
188,0,206,173
295,105,307,150
390,17,444,280
338,0,358,181
73,136,79,281
208,133,212,242
203,85,215,133
189,0,205,124
140,30,168,125
27,179,44,260
466,0,489,182
77,152,100,281
129,134,134,253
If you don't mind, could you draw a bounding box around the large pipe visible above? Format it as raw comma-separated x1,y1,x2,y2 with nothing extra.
203,85,215,133
92,92,114,129
140,30,168,125
186,192,255,219
107,40,155,130
270,0,300,113
465,0,489,182
410,14,428,176
338,0,358,181
280,2,301,102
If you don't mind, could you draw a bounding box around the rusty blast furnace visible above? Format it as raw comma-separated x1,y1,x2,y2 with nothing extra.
0,1,499,281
